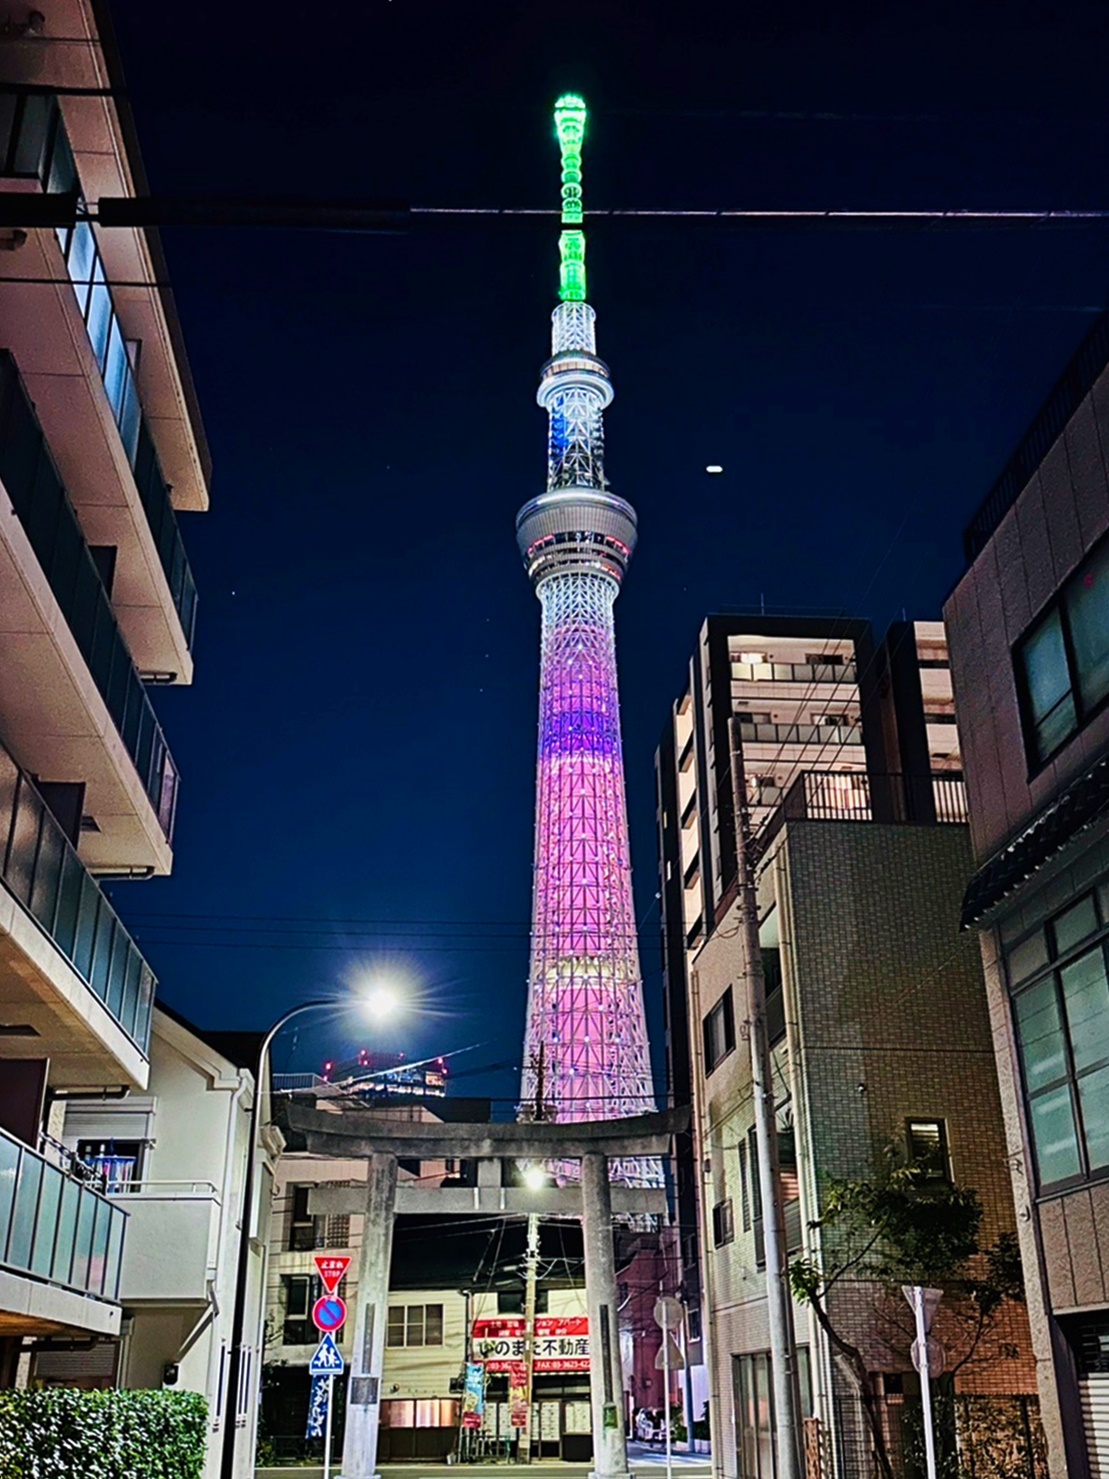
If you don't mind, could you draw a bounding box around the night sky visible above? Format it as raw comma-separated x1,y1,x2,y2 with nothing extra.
100,0,1109,1106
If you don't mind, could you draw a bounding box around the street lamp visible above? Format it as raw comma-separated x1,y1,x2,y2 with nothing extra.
218,987,400,1479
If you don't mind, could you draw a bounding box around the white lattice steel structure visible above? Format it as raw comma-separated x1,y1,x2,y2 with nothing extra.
516,98,660,1187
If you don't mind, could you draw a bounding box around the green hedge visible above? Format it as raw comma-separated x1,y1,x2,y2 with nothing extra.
0,1389,207,1479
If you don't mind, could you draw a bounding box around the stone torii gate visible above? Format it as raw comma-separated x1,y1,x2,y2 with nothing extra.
285,1104,684,1479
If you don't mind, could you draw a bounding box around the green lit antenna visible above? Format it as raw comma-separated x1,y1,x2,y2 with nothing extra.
554,93,587,302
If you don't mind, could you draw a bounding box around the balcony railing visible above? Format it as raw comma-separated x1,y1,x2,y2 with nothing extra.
731,660,857,685
0,738,156,1053
0,351,179,840
0,90,197,647
752,770,968,862
736,718,863,747
0,1123,127,1301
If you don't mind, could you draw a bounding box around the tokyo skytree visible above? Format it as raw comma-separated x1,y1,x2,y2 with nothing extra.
516,96,660,1185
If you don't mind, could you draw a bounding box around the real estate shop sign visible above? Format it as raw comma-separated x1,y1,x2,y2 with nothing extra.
471,1316,589,1373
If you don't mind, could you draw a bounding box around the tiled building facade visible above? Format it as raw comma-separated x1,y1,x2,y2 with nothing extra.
945,312,1109,1479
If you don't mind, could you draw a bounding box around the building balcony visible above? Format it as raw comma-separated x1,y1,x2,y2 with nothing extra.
107,1181,220,1304
736,718,863,747
0,350,177,870
0,1122,127,1336
752,770,968,862
730,659,858,685
0,736,155,1082
0,91,199,680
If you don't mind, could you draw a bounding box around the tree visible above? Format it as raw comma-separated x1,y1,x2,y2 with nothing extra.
789,1154,1024,1479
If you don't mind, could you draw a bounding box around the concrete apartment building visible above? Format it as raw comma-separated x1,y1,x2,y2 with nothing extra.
944,311,1109,1479
45,1005,275,1479
0,0,207,1383
657,617,1037,1477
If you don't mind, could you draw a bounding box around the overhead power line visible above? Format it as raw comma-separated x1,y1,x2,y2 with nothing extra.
3,194,1109,234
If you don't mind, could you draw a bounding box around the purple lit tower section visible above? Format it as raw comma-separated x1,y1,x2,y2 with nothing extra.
516,97,660,1186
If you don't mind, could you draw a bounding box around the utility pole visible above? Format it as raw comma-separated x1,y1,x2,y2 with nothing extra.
730,719,805,1479
520,1211,541,1462
519,1046,546,1463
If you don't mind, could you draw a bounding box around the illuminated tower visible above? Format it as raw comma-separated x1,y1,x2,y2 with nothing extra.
517,96,659,1185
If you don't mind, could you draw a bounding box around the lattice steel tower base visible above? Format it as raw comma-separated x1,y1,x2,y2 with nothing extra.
516,97,660,1187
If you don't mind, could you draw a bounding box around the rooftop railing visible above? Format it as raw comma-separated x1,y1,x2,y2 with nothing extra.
752,769,967,862
0,738,156,1054
0,90,197,647
0,351,179,840
0,1123,127,1302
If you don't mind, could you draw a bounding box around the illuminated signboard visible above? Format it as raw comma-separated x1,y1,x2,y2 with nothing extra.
472,1315,589,1373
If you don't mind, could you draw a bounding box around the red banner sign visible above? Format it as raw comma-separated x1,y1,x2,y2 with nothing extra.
314,1255,351,1295
472,1316,589,1373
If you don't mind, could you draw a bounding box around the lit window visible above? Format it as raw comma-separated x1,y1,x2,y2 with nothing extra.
906,1119,950,1181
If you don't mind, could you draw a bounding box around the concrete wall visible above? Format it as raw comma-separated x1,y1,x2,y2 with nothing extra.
62,1010,270,1479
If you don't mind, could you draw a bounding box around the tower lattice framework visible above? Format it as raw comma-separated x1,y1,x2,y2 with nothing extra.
516,96,660,1187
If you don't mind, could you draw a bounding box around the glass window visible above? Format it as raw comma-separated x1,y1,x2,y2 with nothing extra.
703,988,736,1073
102,319,128,423
1027,1084,1082,1185
386,1306,406,1348
1018,610,1076,762
1014,981,1069,1093
85,267,112,373
1060,951,1109,1071
712,1198,734,1247
424,1305,444,1345
406,1306,425,1347
1008,928,1049,985
907,1119,950,1181
65,221,96,318
1066,540,1109,712
1054,896,1100,956
1078,1066,1109,1173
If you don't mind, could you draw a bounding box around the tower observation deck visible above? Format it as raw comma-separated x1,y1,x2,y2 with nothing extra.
517,96,660,1187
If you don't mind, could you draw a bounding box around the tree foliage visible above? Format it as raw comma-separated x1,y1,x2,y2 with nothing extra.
788,1153,1026,1479
0,1388,208,1479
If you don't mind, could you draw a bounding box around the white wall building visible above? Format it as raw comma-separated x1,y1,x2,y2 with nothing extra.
52,1005,276,1479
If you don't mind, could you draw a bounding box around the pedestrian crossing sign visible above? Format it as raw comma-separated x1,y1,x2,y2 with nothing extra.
309,1333,345,1377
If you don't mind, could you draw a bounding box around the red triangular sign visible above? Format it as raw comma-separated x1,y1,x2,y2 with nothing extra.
315,1255,351,1295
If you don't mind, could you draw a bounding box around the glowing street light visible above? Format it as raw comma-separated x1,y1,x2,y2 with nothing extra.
220,984,405,1479
522,1164,549,1191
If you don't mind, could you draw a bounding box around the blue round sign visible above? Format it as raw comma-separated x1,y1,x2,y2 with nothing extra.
312,1295,347,1334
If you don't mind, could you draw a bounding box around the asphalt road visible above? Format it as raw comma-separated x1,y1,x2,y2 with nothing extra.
257,1446,713,1478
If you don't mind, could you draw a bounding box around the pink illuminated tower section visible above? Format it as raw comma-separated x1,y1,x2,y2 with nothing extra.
516,97,659,1185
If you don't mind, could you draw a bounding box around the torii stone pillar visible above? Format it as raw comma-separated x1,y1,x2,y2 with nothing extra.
340,1153,397,1479
581,1153,631,1479
292,1104,684,1479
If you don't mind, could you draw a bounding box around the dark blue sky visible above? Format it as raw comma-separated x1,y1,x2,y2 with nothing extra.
101,0,1109,1104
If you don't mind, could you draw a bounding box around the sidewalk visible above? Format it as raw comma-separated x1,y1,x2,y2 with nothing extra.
257,1451,712,1478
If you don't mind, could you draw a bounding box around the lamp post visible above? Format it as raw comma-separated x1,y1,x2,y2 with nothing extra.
219,985,401,1479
